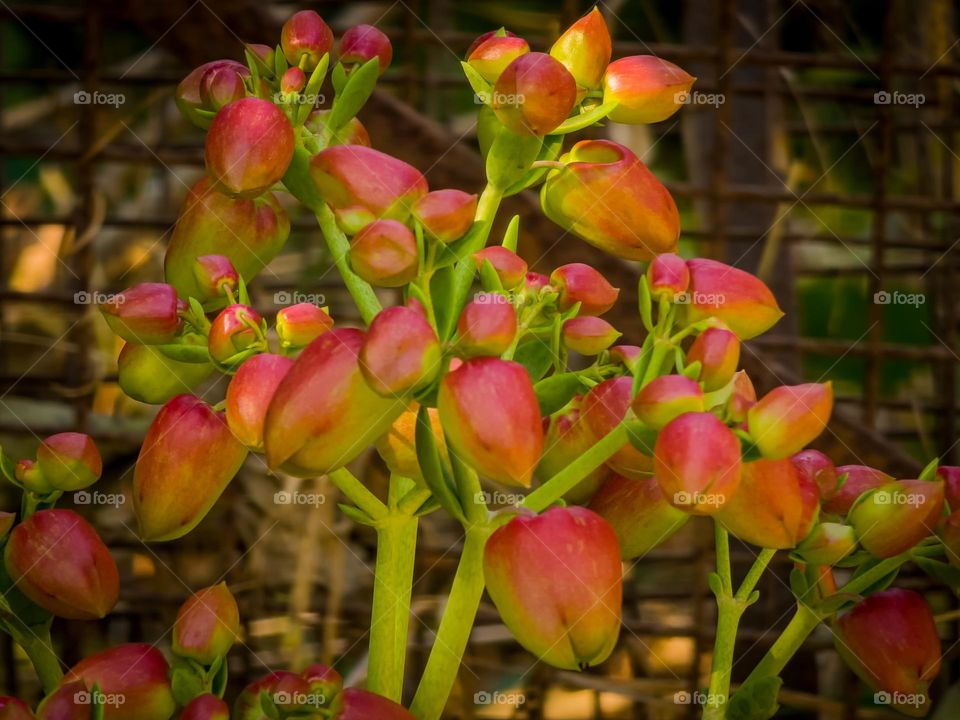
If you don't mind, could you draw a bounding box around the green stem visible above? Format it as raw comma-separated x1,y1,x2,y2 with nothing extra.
328,467,387,521
4,620,63,693
314,203,382,325
410,524,491,720
740,601,822,686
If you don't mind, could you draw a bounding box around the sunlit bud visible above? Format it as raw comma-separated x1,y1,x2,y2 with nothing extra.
15,459,50,494
413,189,477,243
550,263,619,316
646,252,689,299
330,688,416,720
304,110,372,147
725,370,756,423
654,411,741,515
175,60,248,129
360,306,441,396
225,354,294,451
118,343,212,405
173,582,241,665
456,293,517,358
466,31,529,84
181,695,230,720
848,479,944,558
823,465,894,516
747,383,833,459
276,303,333,349
791,449,840,502
100,282,179,345
492,52,577,136
835,589,941,717
542,139,679,260
4,509,118,620
207,304,264,364
563,316,621,355
340,24,393,74
631,374,704,429
280,66,306,94
684,258,784,339
609,345,642,373
350,219,419,288
795,522,857,565
375,404,447,482
537,398,611,504
199,64,246,111
603,55,695,124
438,358,542,487
525,272,550,291
134,395,248,542
472,246,528,289
192,254,239,301
582,377,653,479
281,10,334,71
484,507,622,671
686,327,739,391
550,8,612,91
35,432,101,492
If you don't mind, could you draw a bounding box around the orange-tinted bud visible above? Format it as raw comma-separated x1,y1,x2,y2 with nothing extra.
330,688,415,720
360,306,441,395
686,327,740,391
631,374,704,429
15,458,50,494
823,465,893,515
172,582,241,665
413,189,477,243
562,316,621,355
609,344,642,373
747,382,833,460
340,24,393,74
725,369,756,423
175,60,248,129
226,354,294,450
791,449,839,501
36,432,101,491
456,293,517,357
280,66,306,94
537,398,611,503
376,404,447,481
795,522,857,565
304,110,371,147
281,10,333,71
350,219,419,287
466,32,529,84
192,254,239,301
199,64,247,111
550,8,612,91
603,56,695,124
684,258,784,339
276,303,333,350
581,377,653,479
207,304,263,364
525,272,550,291
472,246,527,289
848,479,944,558
492,52,577,136
646,252,689,299
118,343,212,405
100,282,179,345
181,695,230,720
550,263,619,315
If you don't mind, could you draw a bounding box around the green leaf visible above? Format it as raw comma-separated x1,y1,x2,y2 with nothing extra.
513,340,554,381
0,446,20,487
503,134,563,197
727,675,782,720
210,654,229,697
681,360,702,380
625,420,657,455
914,556,960,590
273,44,288,79
534,373,586,416
478,259,504,293
331,62,348,95
789,568,809,599
156,340,212,364
416,405,465,522
847,558,900,595
550,101,619,135
170,660,206,706
329,57,380,130
460,61,492,100
338,504,377,527
501,215,520,252
637,276,654,332
919,457,940,481
296,53,330,126
486,128,542,190
429,266,456,337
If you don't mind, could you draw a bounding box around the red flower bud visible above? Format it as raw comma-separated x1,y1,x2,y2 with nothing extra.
207,304,263,364
550,8,612,91
264,329,404,476
36,681,95,720
64,644,175,720
646,252,689,299
472,246,528,289
525,271,550,291
134,395,248,541
173,582,241,665
0,697,34,720
350,219,419,287
376,403,447,481
99,282,179,345
118,343,213,405
654,412,741,514
466,32,529,84
542,139,679,260
822,465,893,515
310,146,428,225
165,177,290,304
192,254,239,301
233,672,311,719
276,303,333,350
609,344,642,373
716,458,819,549
281,10,334,71
484,507,622,670
176,60,248,129
938,466,960,511
631,375,704,429
303,664,343,701
537,399,611,503
791,449,840,501
848,479,943,558
795,522,857,565
4,509,118,620
747,382,833,460
582,377,653,479
36,432,101,491
330,688,415,720
438,358,543,487
340,24,393,74
725,370,756,423
550,263,619,316
247,44,275,71
226,354,294,450
562,316,621,355
835,589,940,716
360,306,441,395
686,327,740,391
181,695,230,720
205,98,294,198
199,64,246,111
456,293,517,358
602,56,695,124
684,258,784,339
413,189,477,243
280,66,306,94
304,110,371,147
492,52,577,136
588,474,689,559
14,459,49,494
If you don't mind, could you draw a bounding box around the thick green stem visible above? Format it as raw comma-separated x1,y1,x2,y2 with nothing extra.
328,467,387,521
314,203,382,325
6,621,63,693
410,524,491,720
741,602,821,686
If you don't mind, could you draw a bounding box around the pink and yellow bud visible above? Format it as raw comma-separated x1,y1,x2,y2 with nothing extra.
582,377,653,479
304,110,371,147
233,672,310,719
550,8,612,91
716,458,819,549
747,382,833,459
456,293,517,357
207,304,263,364
360,306,441,396
466,32,529,84
631,374,704,429
437,358,543,487
562,316,621,355
492,52,577,136
264,329,404,476
118,343,212,405
100,282,179,345
181,695,230,720
823,465,893,515
602,55,695,124
542,139,679,260
350,219,419,287
725,370,757,423
4,509,118,620
550,263,619,315
791,449,840,502
134,394,248,541
280,66,306,94
172,582,241,665
340,24,393,74
537,399,611,503
835,589,940,717
472,246,528,289
192,254,239,301
175,60,248,129
795,522,857,565
330,688,416,720
609,344,642,373
848,479,944,558
276,303,333,349
654,411,741,515
303,664,343,703
199,64,246,112
14,459,49,494
686,327,739,391
684,258,784,339
36,432,101,491
226,354,294,450
646,252,689,299
588,474,689,559
525,272,550,291
375,404,447,481
281,10,333,71
483,507,622,670
64,644,176,720
413,189,477,243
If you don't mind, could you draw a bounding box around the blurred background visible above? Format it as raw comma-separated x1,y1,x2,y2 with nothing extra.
0,0,958,717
